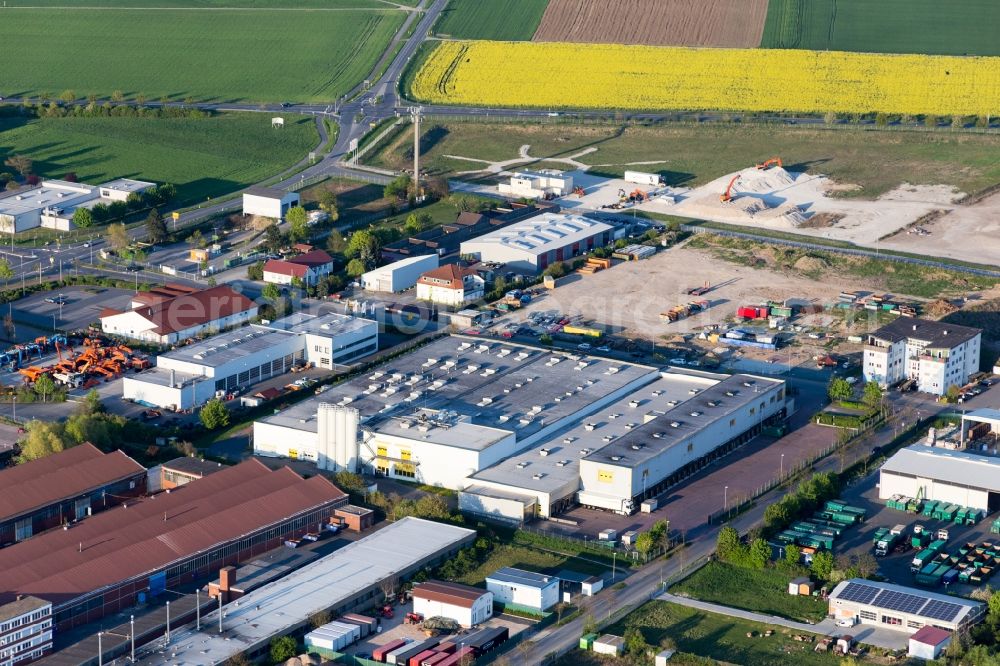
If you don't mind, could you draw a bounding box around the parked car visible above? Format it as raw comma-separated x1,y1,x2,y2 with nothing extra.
577,343,592,351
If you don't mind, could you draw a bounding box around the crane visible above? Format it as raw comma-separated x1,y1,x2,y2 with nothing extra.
720,175,740,202
756,157,782,170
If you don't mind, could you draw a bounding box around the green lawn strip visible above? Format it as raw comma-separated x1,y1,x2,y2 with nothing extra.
432,0,549,41
761,0,1000,56
604,600,838,666
670,561,828,623
0,113,318,207
2,8,404,102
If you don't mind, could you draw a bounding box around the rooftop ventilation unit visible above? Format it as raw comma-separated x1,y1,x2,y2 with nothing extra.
743,381,755,387
602,435,614,442
707,400,719,407
370,371,385,380
532,473,546,480
605,367,620,375
670,421,681,428
652,390,664,397
690,411,702,417
478,397,493,406
481,368,496,377
580,448,592,455
667,400,680,406
725,390,736,397
652,432,664,439
515,352,529,360
610,455,622,462
497,348,511,358
554,396,562,402
608,413,621,420
688,388,701,395
539,448,550,457
556,460,569,467
563,436,576,444
631,444,644,450
585,423,596,431
458,342,472,351
399,420,413,429
629,400,640,409
464,364,480,374
625,423,637,430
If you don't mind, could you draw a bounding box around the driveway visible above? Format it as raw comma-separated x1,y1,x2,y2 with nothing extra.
658,592,910,651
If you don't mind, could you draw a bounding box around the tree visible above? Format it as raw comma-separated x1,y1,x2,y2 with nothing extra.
634,532,654,559
784,544,801,568
811,551,834,580
945,384,962,404
72,207,94,229
384,175,411,200
145,208,168,244
309,610,331,629
263,223,283,253
81,389,104,416
318,189,339,219
346,229,381,269
861,381,883,408
0,259,13,287
186,229,205,249
262,283,281,303
59,89,76,103
650,518,670,550
199,398,230,430
828,377,853,402
543,261,567,278
3,313,15,341
286,206,309,242
854,552,877,579
34,374,56,402
111,90,124,103
247,261,265,281
4,155,32,177
715,525,741,561
326,229,347,255
623,627,648,656
346,258,366,278
378,574,398,603
63,172,79,183
17,421,69,462
268,636,297,664
107,223,129,251
748,538,771,569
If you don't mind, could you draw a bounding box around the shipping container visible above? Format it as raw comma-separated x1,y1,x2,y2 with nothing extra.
624,170,663,186
435,647,476,666
410,651,437,666
421,653,451,666
374,639,409,662
562,325,603,338
580,633,598,650
392,640,440,666
466,627,508,655
340,613,377,637
737,306,769,319
640,499,658,513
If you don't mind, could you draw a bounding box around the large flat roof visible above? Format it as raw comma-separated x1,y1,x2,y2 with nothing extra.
161,325,298,368
461,213,612,257
133,518,475,666
0,181,96,216
98,178,155,194
258,336,656,443
881,444,1000,493
0,460,346,606
486,567,557,589
375,409,513,452
0,443,145,523
470,371,782,493
830,579,983,626
264,311,375,338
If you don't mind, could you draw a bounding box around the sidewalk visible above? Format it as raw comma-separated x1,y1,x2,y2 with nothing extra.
658,592,909,651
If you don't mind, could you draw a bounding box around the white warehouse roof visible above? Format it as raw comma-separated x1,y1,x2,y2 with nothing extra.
830,579,984,627
133,518,475,666
487,567,557,589
461,213,611,257
881,444,1000,493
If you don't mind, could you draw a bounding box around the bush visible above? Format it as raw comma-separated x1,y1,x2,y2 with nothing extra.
269,636,297,664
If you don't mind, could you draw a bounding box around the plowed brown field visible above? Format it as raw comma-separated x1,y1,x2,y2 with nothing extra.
532,0,769,48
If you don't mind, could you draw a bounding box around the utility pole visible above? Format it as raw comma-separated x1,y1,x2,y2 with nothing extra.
409,106,423,201
196,589,201,631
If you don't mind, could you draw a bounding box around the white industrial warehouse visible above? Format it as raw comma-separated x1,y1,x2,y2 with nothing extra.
486,567,559,612
0,178,154,233
253,335,789,519
123,312,377,410
459,213,613,273
879,444,1000,512
361,254,439,293
242,186,300,220
131,518,475,666
829,579,984,635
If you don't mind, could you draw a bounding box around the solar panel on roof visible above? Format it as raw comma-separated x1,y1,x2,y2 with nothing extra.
922,599,964,623
838,582,880,605
872,589,927,615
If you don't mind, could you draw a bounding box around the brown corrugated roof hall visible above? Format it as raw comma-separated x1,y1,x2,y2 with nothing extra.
0,458,347,630
0,443,146,546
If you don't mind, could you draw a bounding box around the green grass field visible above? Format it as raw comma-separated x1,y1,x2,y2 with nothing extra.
368,121,1000,199
761,0,1000,56
2,4,405,102
670,561,828,623
597,601,838,666
0,113,318,206
432,0,549,40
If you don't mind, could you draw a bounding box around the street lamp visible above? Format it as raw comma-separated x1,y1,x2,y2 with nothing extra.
780,453,785,478
724,485,729,511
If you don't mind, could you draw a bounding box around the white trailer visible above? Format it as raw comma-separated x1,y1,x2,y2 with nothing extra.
624,171,663,186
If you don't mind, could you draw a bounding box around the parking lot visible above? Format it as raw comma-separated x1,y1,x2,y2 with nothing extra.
342,598,532,660
7,285,135,342
836,468,998,597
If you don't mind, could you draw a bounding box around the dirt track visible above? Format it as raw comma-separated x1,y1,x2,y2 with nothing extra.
532,0,769,48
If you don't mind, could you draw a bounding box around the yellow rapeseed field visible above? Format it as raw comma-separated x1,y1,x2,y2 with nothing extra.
411,41,1000,116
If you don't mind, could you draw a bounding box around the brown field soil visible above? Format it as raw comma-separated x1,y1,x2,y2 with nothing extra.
532,0,769,48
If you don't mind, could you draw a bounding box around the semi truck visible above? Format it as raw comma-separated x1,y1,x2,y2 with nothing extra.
874,524,906,557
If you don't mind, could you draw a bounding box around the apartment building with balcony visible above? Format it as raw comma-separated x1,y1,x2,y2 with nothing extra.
863,317,982,396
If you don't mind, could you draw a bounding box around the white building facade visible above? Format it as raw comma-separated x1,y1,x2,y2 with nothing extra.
416,265,485,307
242,186,300,220
486,568,559,612
411,581,493,628
863,317,981,396
361,254,439,293
498,170,573,199
0,597,52,666
878,445,1000,512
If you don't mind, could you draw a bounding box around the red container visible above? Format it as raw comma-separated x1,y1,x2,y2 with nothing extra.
373,639,408,662
409,651,436,666
435,647,475,666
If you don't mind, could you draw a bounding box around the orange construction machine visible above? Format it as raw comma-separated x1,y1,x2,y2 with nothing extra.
756,157,782,170
720,175,740,202
573,186,586,197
